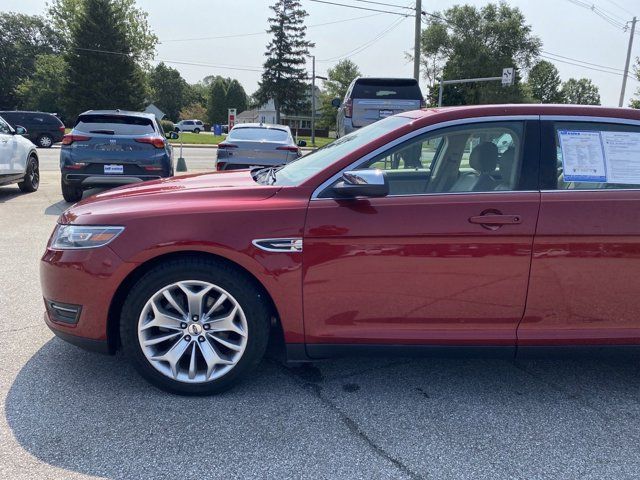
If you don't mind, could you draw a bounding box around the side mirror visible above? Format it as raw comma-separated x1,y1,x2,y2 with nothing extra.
168,131,179,140
297,140,307,147
331,98,341,108
15,125,27,135
332,169,389,198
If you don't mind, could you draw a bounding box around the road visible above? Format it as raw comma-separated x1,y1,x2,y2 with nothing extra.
1,148,640,479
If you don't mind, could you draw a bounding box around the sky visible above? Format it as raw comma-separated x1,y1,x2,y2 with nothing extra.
3,0,640,106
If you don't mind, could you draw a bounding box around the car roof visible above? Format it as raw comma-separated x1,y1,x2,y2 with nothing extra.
231,123,290,131
0,110,59,116
79,110,157,119
399,104,640,126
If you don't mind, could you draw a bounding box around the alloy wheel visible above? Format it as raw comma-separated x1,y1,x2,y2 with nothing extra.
38,135,53,148
137,280,248,383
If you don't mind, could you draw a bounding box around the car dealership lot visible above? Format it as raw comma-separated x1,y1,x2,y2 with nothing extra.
2,150,640,479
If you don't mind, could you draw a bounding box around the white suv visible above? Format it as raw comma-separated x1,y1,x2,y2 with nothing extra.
175,119,204,133
0,115,40,193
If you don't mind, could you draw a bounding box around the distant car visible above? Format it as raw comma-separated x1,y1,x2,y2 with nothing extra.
0,115,39,193
59,110,175,202
174,119,204,133
0,110,65,148
216,123,304,171
333,77,424,137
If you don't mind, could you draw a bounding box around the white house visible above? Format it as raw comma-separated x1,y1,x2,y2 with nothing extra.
236,87,322,129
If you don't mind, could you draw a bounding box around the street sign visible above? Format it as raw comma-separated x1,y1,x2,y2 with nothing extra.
502,68,515,87
228,108,237,130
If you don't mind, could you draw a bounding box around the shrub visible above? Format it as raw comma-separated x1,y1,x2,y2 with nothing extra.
160,119,175,134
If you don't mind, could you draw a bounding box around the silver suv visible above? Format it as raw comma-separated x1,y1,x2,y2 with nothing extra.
175,119,204,133
333,78,424,137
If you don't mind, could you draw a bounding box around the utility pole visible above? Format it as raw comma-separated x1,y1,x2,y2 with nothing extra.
619,16,637,107
413,0,422,81
311,55,316,146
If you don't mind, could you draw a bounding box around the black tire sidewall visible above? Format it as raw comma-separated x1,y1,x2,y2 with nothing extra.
18,156,39,192
120,259,270,395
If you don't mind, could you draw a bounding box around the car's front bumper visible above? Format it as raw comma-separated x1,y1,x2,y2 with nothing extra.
40,245,137,353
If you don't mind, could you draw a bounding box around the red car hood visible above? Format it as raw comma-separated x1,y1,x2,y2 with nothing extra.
60,171,281,225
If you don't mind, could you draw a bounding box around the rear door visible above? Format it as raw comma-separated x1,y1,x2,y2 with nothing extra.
303,118,541,350
519,117,640,345
351,79,422,128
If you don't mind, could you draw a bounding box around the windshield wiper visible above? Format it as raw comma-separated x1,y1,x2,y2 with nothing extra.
253,165,284,185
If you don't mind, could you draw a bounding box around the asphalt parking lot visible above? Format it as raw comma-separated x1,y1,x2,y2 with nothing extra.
1,148,640,479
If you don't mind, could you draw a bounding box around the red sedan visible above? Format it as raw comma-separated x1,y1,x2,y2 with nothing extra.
41,104,640,395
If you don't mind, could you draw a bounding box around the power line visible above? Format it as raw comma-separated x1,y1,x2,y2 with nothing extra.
351,0,414,11
564,0,628,29
541,49,625,72
318,15,407,62
307,0,414,17
160,13,383,43
600,0,636,17
540,53,635,78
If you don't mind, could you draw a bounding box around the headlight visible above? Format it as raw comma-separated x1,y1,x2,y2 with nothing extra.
51,225,124,250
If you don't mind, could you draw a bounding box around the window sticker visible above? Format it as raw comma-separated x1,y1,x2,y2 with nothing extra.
558,130,607,182
601,131,640,184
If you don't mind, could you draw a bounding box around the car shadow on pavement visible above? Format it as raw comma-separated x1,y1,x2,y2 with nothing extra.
7,339,640,479
44,199,70,216
0,187,27,203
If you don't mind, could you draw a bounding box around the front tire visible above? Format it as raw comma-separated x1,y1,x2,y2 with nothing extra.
18,155,39,193
61,178,83,202
120,257,271,395
193,128,200,134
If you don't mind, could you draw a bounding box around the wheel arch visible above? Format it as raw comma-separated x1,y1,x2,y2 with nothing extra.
107,250,284,356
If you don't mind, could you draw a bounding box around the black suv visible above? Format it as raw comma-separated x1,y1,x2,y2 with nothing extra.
0,111,65,148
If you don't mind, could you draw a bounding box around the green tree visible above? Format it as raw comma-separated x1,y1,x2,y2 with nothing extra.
527,60,563,103
421,2,541,106
318,59,362,129
48,0,157,61
255,0,314,123
64,0,147,120
0,13,61,109
207,78,228,125
225,79,248,114
148,62,188,122
630,58,640,109
179,103,207,122
560,78,601,105
16,54,68,118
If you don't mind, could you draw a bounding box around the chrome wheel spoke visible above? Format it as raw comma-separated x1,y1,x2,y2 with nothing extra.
207,332,243,352
205,293,228,317
151,338,191,379
140,301,184,331
163,290,187,317
198,339,233,379
179,283,213,318
204,306,246,336
188,343,197,380
143,331,182,347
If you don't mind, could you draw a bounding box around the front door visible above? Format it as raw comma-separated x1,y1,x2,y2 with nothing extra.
303,119,541,350
0,117,19,174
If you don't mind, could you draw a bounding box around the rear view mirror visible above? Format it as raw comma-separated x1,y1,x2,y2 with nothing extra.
15,125,27,135
331,98,341,108
332,170,389,198
297,140,307,147
168,131,179,140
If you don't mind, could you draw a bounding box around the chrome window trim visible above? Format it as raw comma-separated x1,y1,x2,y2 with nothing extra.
541,189,640,193
541,115,640,126
252,238,303,253
311,115,539,200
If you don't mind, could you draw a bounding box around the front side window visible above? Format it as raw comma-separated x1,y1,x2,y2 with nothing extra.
353,121,524,196
554,122,640,190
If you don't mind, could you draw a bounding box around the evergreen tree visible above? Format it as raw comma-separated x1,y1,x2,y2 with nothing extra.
207,78,228,125
255,0,314,123
148,62,188,122
64,0,146,120
225,79,248,115
527,60,563,103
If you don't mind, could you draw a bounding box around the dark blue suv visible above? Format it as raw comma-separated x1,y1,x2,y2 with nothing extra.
60,110,175,202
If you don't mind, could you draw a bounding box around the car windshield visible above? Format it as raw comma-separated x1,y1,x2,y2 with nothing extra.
75,114,155,135
229,127,289,142
271,115,412,186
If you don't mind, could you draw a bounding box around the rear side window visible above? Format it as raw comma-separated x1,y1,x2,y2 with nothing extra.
229,128,289,142
554,122,640,190
352,80,422,100
75,115,155,135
